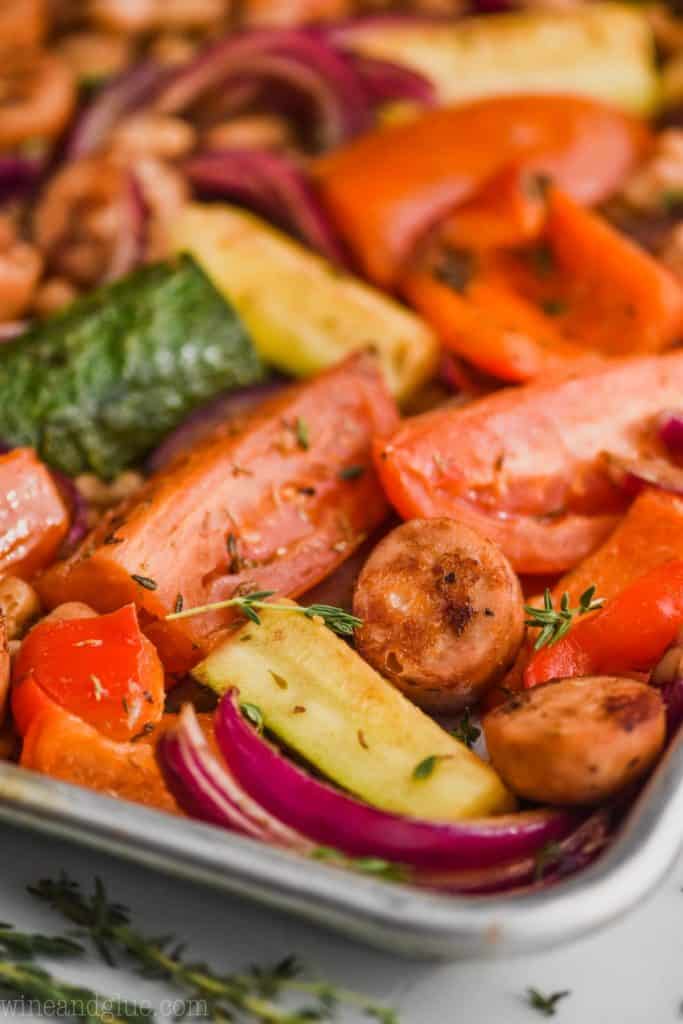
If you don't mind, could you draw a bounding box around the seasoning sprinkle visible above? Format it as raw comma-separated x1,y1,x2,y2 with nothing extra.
295,417,310,450
131,574,157,591
339,465,366,481
412,754,452,781
173,593,184,614
90,675,105,701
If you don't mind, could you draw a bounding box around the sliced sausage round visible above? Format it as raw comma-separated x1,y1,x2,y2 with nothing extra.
483,676,666,805
352,517,525,711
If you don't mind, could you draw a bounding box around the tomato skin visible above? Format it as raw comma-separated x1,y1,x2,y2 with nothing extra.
373,351,683,575
315,95,649,287
524,560,683,687
13,604,164,741
0,448,69,579
37,353,398,673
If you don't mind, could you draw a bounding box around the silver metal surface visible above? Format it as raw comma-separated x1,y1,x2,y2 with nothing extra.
1,727,682,960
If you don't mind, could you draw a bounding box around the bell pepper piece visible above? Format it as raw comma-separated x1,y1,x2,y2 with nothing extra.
374,351,683,574
13,604,164,741
524,560,683,686
37,354,398,672
0,449,69,579
314,95,649,286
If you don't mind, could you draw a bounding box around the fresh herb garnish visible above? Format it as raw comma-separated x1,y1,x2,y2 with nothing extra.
339,465,366,481
524,585,604,650
166,590,362,636
241,702,264,733
526,987,571,1017
29,875,398,1024
226,532,242,574
541,299,568,317
412,754,451,781
529,244,555,277
295,417,310,450
434,248,475,293
533,840,564,881
130,574,157,591
311,847,409,882
451,708,481,749
0,920,147,1024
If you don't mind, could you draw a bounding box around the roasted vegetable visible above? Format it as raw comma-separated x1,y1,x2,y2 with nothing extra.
484,676,665,805
525,561,683,687
0,449,69,578
353,518,524,712
314,95,648,287
195,604,513,822
13,605,164,741
404,188,683,381
171,203,439,401
374,351,683,574
0,256,262,478
37,354,398,673
548,490,683,610
338,6,659,116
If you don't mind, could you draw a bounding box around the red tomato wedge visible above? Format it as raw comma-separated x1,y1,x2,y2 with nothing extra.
0,448,69,579
13,605,164,741
37,354,398,672
374,352,683,575
314,95,649,286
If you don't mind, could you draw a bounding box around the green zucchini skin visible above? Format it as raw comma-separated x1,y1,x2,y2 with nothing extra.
0,255,263,478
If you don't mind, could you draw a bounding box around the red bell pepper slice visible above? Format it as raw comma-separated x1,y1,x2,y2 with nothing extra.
524,560,683,687
13,604,164,741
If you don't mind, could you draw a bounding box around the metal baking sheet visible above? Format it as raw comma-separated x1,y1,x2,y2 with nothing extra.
1,728,682,961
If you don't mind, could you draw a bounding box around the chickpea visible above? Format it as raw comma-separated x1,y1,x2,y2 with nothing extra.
0,50,76,148
0,576,41,640
110,114,196,161
32,277,79,318
75,470,144,509
57,32,132,83
202,115,292,153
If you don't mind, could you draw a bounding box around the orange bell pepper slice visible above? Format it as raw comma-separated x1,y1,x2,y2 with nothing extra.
13,604,164,741
524,560,683,687
37,354,398,673
314,94,649,286
17,677,178,814
374,351,683,575
401,187,683,382
0,448,69,579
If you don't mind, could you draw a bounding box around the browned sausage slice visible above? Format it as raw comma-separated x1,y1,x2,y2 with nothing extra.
352,517,524,711
483,676,666,805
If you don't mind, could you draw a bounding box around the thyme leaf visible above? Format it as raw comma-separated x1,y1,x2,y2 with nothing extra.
524,585,604,651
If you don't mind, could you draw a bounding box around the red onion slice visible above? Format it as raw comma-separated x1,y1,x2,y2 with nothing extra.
213,691,578,870
185,149,347,264
159,705,314,851
604,453,683,498
66,62,169,159
0,156,41,202
154,30,371,149
659,412,683,457
50,470,90,555
145,378,285,475
106,172,149,281
0,321,29,341
347,54,435,107
419,809,610,894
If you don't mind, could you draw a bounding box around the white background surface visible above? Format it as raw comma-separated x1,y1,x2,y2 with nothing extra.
0,822,682,1024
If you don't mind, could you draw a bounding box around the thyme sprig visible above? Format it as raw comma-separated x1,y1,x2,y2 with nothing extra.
524,585,604,651
451,708,481,750
165,589,362,636
0,961,151,1024
0,922,148,1024
30,875,398,1024
526,987,571,1017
